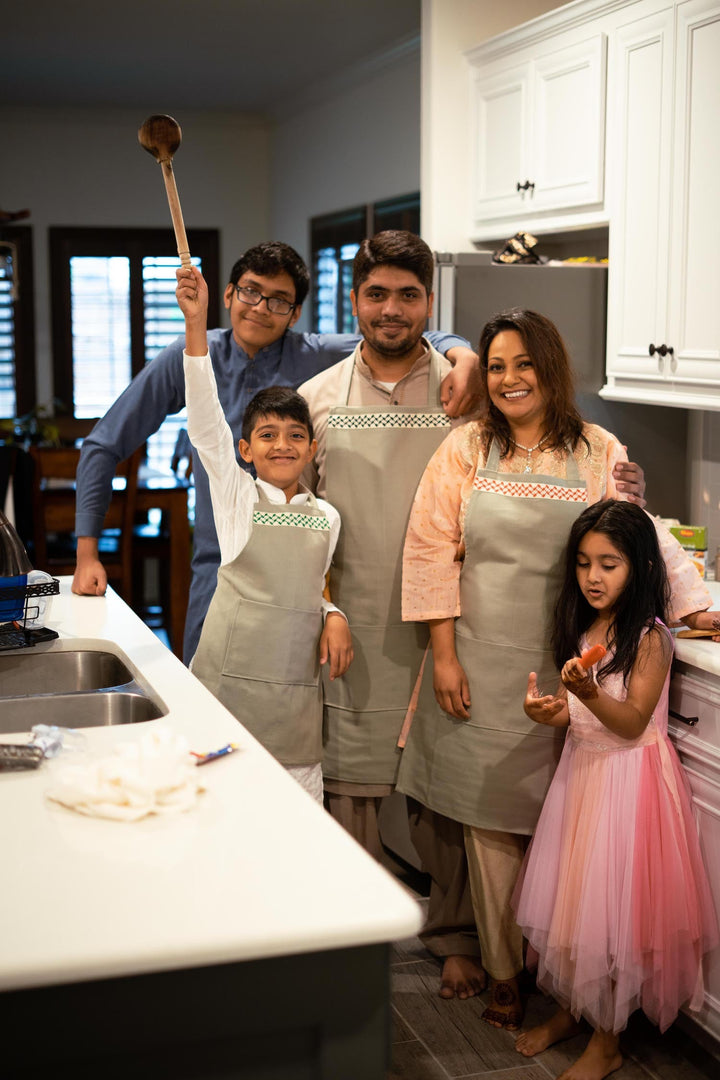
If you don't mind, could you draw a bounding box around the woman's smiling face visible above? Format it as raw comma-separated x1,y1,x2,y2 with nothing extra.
485,329,547,429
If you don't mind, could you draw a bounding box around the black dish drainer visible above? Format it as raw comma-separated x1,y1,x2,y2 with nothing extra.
0,577,60,650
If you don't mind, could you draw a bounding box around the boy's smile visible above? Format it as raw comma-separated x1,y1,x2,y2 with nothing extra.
239,414,317,499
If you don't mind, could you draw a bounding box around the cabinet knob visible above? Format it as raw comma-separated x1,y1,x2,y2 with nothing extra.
648,344,675,357
516,180,535,192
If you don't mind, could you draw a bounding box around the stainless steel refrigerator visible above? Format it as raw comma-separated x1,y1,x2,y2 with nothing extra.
430,251,608,393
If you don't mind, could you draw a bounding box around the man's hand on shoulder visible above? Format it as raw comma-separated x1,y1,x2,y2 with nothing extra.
441,346,481,418
613,453,646,508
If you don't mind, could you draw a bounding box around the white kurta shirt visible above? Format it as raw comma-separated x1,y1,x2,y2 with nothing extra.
184,352,342,618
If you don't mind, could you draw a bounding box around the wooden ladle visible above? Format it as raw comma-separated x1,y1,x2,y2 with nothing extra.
138,114,191,267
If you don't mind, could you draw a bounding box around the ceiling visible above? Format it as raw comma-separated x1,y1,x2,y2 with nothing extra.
0,0,421,114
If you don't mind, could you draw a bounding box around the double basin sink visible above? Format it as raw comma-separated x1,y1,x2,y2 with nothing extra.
0,646,167,736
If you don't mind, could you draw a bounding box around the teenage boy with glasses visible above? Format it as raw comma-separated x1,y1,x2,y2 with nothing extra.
72,241,479,663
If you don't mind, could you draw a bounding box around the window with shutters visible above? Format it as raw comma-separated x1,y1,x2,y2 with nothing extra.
49,227,219,471
0,225,36,420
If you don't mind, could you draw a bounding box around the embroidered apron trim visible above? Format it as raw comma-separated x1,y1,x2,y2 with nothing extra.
251,510,331,530
473,475,588,502
327,412,451,430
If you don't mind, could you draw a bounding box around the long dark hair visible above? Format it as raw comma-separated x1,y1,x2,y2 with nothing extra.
478,309,588,459
552,500,670,685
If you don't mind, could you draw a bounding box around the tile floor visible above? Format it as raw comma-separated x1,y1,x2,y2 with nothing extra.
386,867,720,1080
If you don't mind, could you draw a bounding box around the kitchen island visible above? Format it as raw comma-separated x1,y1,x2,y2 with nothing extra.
0,582,423,1079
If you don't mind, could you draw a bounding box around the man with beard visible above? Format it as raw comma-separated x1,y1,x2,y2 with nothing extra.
299,230,647,1002
299,231,487,999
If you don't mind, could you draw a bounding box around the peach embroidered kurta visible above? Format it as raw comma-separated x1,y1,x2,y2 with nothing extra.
402,421,710,625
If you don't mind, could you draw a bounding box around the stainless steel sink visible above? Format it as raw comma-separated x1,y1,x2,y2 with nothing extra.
0,646,168,735
0,690,165,735
0,651,133,697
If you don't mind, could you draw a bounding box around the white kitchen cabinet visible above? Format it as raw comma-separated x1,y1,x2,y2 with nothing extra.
468,29,607,239
669,657,720,1043
602,0,720,408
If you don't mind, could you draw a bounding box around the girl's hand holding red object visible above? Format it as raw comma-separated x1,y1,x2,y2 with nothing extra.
561,657,598,701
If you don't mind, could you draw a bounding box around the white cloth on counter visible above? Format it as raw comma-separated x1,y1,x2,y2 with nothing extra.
45,727,205,821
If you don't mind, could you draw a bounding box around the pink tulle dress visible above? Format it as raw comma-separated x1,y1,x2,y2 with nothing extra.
513,624,719,1034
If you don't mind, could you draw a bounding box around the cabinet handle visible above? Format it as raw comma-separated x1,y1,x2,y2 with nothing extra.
669,708,699,727
516,180,535,192
648,344,675,357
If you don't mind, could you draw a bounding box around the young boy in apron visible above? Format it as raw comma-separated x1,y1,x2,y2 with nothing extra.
176,265,353,801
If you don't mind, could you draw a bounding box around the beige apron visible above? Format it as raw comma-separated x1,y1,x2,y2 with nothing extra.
323,347,452,784
397,439,587,833
191,486,331,766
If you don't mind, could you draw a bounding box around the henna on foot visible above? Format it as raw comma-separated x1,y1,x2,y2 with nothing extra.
481,976,523,1030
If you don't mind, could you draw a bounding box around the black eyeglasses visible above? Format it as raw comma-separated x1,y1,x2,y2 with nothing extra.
235,285,296,316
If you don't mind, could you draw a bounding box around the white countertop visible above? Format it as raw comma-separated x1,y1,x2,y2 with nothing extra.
0,582,422,993
672,580,720,678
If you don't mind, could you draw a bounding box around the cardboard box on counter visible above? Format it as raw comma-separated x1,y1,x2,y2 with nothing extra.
668,525,707,578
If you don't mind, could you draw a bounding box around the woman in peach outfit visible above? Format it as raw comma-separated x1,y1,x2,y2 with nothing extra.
398,309,716,1030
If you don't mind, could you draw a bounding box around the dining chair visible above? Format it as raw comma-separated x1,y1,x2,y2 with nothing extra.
29,446,142,604
132,428,193,642
51,416,100,446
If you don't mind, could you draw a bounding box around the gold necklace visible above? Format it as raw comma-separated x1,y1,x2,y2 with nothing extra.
511,435,548,474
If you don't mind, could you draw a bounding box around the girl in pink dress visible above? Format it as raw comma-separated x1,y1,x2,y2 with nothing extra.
515,499,718,1080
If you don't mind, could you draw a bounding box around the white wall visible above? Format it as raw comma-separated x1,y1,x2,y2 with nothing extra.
0,106,271,405
420,0,568,250
270,44,421,329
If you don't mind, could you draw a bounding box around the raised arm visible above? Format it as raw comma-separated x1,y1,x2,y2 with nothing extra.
178,267,257,566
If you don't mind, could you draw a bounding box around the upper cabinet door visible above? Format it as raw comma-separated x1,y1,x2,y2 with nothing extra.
469,32,607,237
605,5,675,387
471,62,531,223
666,0,720,383
531,35,607,213
602,0,720,408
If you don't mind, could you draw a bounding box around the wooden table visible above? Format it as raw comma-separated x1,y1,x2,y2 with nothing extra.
135,470,191,658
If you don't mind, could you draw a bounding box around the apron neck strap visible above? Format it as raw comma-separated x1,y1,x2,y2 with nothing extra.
485,436,583,479
340,340,438,405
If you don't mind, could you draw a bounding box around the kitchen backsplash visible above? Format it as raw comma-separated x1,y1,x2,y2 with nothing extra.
689,411,720,570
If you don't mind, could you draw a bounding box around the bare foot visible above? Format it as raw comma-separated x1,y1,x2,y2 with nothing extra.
481,977,523,1030
516,1007,582,1057
556,1029,622,1080
439,954,487,999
